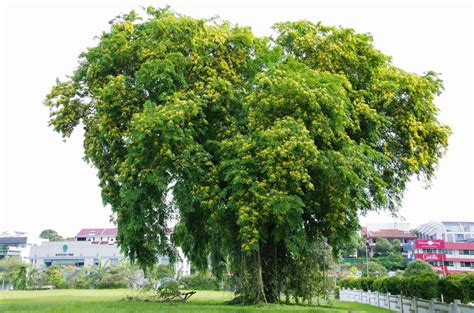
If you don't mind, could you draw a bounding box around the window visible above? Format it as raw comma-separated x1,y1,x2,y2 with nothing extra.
444,249,453,254
455,234,465,242
423,249,440,254
459,250,474,255
460,262,473,268
444,261,454,267
429,261,443,266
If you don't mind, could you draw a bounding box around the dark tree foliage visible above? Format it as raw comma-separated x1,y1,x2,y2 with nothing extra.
44,7,450,303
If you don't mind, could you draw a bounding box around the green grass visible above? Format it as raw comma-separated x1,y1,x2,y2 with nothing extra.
0,289,390,312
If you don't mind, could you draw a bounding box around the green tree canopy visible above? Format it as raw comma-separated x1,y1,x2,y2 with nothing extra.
39,229,63,241
374,238,393,257
44,7,450,303
404,259,436,277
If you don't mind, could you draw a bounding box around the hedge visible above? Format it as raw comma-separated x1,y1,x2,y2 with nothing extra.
339,273,474,304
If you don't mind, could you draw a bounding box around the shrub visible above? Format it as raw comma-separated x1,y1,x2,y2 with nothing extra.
384,276,402,295
403,259,435,277
404,273,438,300
178,273,219,290
438,274,465,303
373,277,388,293
460,273,474,303
339,277,358,289
95,267,129,289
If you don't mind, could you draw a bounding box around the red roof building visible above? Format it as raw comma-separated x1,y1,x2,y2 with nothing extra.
75,228,117,245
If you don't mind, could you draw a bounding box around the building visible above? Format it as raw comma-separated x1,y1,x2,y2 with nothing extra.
364,229,418,245
0,231,31,261
415,221,474,242
405,239,474,275
362,223,417,245
30,228,121,268
29,228,191,276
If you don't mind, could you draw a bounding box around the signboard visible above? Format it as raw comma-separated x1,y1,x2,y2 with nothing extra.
415,253,444,261
414,239,445,249
55,253,74,256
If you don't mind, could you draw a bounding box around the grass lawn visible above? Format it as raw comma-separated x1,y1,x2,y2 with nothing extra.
0,289,391,312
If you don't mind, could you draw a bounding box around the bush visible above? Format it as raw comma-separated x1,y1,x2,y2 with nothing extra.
95,267,129,289
358,277,376,291
373,276,388,293
404,259,435,277
384,276,402,295
460,273,474,303
339,277,358,289
438,274,465,303
178,273,219,290
404,273,438,300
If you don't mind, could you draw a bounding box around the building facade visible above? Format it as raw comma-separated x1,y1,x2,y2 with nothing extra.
415,221,474,242
29,228,191,277
30,228,121,268
0,231,30,261
405,239,474,274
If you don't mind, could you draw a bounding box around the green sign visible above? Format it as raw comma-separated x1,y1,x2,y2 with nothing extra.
62,244,68,252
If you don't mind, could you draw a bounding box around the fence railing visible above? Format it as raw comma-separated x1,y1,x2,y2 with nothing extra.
339,288,474,313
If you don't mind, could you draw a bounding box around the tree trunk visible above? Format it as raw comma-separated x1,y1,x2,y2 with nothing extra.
256,249,267,304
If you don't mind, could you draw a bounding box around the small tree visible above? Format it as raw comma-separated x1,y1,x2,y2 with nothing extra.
362,261,388,278
46,266,66,288
391,239,402,253
0,257,26,289
373,238,393,257
373,253,407,271
150,264,175,287
403,259,435,277
13,264,29,290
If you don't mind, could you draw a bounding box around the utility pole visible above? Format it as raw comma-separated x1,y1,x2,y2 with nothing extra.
365,239,370,277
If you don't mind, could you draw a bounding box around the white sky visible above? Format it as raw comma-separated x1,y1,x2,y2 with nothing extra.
1,0,473,241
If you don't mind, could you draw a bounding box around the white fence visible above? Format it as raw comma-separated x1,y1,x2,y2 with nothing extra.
339,288,474,313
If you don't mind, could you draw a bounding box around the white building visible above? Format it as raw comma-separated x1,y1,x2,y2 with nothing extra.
0,231,32,262
415,221,474,242
29,228,191,276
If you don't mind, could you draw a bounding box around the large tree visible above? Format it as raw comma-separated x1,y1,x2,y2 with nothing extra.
39,229,63,241
44,7,449,303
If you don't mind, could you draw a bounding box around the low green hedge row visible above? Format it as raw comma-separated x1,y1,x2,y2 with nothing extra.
340,273,474,304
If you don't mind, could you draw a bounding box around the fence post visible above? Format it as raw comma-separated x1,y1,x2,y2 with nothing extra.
428,299,435,313
411,296,418,313
387,292,391,310
376,291,380,307
399,294,404,313
452,299,460,313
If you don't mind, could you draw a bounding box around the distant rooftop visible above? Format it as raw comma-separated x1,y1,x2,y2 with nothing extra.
367,229,417,239
0,231,27,237
75,228,117,238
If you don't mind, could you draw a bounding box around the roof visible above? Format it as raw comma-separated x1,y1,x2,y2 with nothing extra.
367,229,417,239
0,237,27,245
75,228,117,238
444,242,474,250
